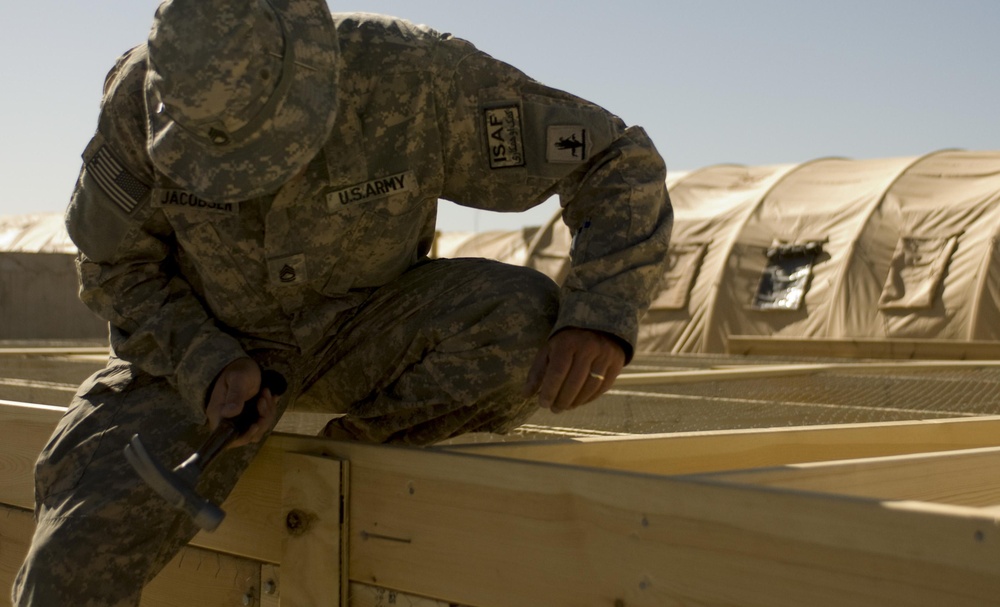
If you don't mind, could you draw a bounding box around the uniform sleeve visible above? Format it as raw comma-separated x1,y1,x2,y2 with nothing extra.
65,49,247,417
434,37,673,361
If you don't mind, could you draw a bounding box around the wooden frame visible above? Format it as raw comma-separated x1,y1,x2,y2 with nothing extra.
726,335,1000,360
2,399,999,606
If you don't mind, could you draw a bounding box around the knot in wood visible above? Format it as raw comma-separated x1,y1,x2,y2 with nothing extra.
285,509,312,536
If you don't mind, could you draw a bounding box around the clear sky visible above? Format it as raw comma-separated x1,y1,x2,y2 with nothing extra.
1,0,997,232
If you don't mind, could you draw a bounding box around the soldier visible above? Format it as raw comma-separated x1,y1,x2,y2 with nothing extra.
12,0,672,604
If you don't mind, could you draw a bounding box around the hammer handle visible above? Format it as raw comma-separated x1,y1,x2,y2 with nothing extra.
195,369,288,468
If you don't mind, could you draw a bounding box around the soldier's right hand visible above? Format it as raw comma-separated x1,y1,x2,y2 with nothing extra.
206,358,280,448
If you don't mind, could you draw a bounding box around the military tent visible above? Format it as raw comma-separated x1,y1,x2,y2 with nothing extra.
472,150,1000,355
0,213,106,341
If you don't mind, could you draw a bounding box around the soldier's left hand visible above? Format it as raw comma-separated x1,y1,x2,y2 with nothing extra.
524,328,625,413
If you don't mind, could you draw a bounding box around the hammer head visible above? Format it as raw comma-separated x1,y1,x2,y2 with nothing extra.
124,434,226,531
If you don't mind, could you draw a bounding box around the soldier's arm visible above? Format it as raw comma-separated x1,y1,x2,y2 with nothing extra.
435,36,673,365
66,48,248,418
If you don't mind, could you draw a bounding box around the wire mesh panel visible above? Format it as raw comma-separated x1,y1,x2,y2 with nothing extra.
518,354,1000,438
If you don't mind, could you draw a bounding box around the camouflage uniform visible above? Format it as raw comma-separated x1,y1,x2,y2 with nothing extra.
13,10,671,607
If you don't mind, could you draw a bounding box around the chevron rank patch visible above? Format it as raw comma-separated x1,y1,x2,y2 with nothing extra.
546,125,588,164
86,145,150,214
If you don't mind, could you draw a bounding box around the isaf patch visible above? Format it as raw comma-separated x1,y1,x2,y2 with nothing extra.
484,106,525,169
546,125,588,164
86,145,150,214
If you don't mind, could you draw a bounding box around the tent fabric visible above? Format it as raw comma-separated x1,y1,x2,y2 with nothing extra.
447,150,1000,353
7,150,1000,351
0,213,75,254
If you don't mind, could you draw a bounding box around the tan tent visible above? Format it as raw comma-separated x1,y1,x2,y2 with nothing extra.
456,150,1000,354
0,213,106,341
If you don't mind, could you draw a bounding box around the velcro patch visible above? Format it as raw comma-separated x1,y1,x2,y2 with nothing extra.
326,171,416,208
153,189,238,215
485,105,526,169
546,125,588,164
86,145,150,214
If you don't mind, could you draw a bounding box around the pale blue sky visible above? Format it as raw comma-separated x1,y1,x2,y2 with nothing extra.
1,1,997,232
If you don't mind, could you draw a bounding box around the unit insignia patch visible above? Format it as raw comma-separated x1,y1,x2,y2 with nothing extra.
546,125,589,164
484,105,526,169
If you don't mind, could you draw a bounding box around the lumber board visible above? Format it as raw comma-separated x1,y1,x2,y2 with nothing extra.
0,401,64,509
614,359,1000,387
0,347,109,357
443,416,1000,474
703,446,1000,507
5,400,1000,606
260,564,281,607
0,379,77,407
280,453,346,607
348,582,455,606
0,505,265,607
727,335,1000,360
0,355,104,383
338,441,1000,607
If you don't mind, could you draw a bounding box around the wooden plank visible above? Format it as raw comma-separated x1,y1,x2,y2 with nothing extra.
340,441,1000,607
0,507,30,607
5,401,1000,606
0,504,264,607
260,564,281,607
0,347,109,357
703,446,1000,508
348,582,455,606
614,360,1000,387
727,335,1000,360
0,378,77,407
0,401,64,509
443,416,1000,475
281,453,346,607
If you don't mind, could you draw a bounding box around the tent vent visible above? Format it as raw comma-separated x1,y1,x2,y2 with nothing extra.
649,242,708,311
752,241,824,311
878,234,959,310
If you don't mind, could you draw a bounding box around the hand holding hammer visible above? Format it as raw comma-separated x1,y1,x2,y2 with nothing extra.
125,362,287,531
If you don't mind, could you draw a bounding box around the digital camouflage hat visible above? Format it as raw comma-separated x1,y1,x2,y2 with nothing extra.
145,0,339,203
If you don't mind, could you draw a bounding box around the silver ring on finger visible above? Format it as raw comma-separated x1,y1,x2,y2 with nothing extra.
588,371,606,381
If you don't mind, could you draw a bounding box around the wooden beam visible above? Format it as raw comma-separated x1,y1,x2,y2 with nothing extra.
339,440,1000,607
0,505,265,607
704,446,1000,508
0,401,64,509
5,401,1000,606
280,453,347,607
443,416,1000,475
614,360,1000,387
348,582,454,606
727,335,1000,360
0,347,109,357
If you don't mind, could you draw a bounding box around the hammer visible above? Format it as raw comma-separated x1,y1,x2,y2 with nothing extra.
124,369,287,531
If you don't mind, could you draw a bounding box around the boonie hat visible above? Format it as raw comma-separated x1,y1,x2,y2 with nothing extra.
145,0,338,203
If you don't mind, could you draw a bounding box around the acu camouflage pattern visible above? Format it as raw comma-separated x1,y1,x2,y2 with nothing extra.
146,0,340,202
67,13,671,420
14,258,557,606
14,11,672,606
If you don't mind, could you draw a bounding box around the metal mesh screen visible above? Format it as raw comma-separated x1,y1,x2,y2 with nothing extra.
513,353,1000,440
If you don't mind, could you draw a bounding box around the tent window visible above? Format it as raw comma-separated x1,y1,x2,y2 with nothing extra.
649,242,707,311
752,242,823,311
878,234,958,310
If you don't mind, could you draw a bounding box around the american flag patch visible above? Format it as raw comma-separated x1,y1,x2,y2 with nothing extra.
86,145,150,214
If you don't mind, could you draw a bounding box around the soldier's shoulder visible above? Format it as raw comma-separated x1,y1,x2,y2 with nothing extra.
102,45,148,101
332,12,467,69
333,12,446,45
